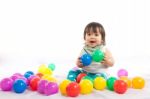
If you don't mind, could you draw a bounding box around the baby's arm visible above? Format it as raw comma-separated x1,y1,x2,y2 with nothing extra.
101,48,114,67
76,49,85,68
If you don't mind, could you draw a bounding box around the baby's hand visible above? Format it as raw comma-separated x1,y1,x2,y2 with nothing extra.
76,57,84,68
101,53,113,67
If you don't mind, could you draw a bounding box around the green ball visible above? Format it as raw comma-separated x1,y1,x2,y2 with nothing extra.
107,77,117,91
92,49,104,62
82,76,94,84
48,63,55,71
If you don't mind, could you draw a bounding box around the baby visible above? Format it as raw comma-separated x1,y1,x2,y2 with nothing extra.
76,22,114,78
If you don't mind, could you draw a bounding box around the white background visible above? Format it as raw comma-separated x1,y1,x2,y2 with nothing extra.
0,0,150,77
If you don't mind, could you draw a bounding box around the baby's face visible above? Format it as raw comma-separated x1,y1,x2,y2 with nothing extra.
85,28,102,47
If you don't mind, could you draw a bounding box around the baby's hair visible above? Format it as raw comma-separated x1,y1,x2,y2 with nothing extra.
84,22,106,45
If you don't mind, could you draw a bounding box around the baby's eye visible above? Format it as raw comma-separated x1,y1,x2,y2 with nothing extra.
87,33,91,36
95,33,99,36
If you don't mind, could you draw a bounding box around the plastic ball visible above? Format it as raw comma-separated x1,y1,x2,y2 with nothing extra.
132,76,145,89
81,54,92,66
42,75,57,82
76,73,87,83
13,73,23,77
79,79,93,94
37,80,48,94
13,79,27,93
36,73,44,78
92,49,104,62
19,77,29,85
26,71,34,75
107,77,117,91
67,73,77,81
117,69,128,77
66,82,80,97
48,63,55,71
114,80,127,94
94,77,106,90
82,76,94,84
59,79,71,95
120,76,131,88
44,82,59,96
10,75,20,82
29,77,40,91
0,78,13,91
24,72,32,79
28,75,38,84
43,68,53,75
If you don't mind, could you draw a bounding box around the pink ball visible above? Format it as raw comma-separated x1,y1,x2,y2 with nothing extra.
44,82,58,96
13,73,23,77
10,75,20,82
0,78,13,91
117,69,128,77
37,80,48,94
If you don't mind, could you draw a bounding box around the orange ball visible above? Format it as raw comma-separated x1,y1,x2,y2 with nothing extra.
132,76,145,89
120,76,131,88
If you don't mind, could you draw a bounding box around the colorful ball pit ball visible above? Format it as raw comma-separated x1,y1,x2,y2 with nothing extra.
117,69,128,77
13,79,27,93
94,77,106,90
66,82,80,97
29,77,40,91
0,78,13,91
48,63,55,71
59,79,71,95
81,54,92,66
92,49,104,62
114,80,127,94
76,73,87,83
107,77,117,91
119,76,131,88
44,82,59,96
79,79,93,94
132,76,145,89
37,80,48,94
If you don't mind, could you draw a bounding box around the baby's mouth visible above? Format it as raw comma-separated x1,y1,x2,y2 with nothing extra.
90,41,96,43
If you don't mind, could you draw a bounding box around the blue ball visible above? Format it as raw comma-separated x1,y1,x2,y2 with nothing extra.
26,71,34,75
81,54,92,66
67,73,77,81
13,79,27,93
24,73,32,79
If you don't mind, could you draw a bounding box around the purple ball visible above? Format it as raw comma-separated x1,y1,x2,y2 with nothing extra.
0,78,13,91
117,69,128,77
13,73,23,77
44,82,58,96
37,80,48,94
10,75,20,82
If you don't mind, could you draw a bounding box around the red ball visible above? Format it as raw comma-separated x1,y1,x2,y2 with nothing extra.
66,82,80,97
76,73,87,83
29,77,40,91
114,80,127,94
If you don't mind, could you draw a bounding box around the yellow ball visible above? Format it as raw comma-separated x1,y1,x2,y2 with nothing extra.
43,68,53,75
79,79,93,94
132,76,145,89
59,79,71,95
94,77,106,90
38,64,47,73
120,76,131,88
42,75,57,82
